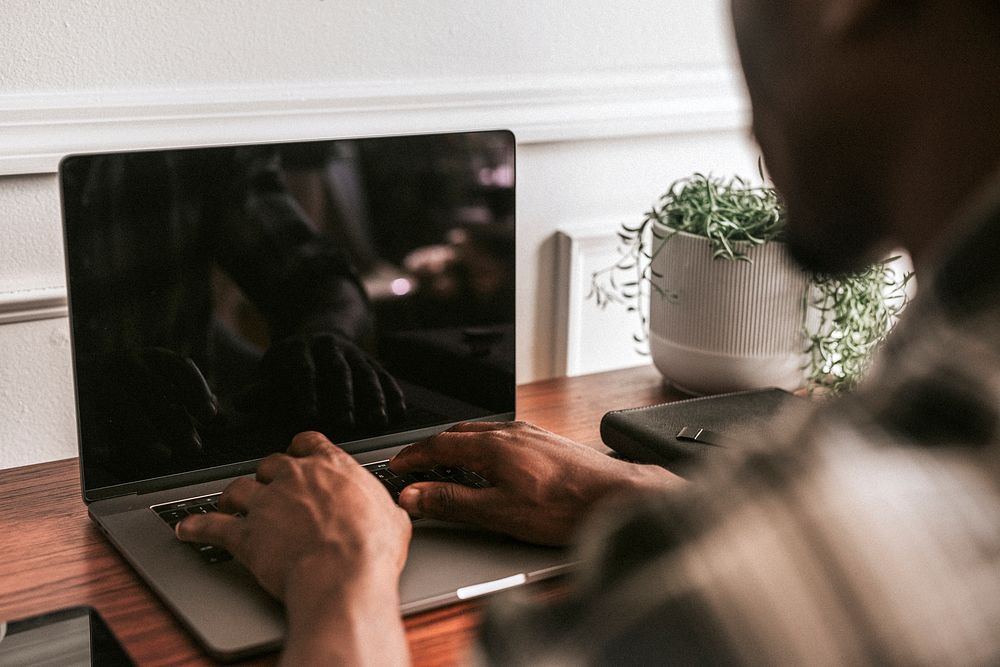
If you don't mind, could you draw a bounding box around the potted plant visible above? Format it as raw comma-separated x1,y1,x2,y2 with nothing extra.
590,172,911,395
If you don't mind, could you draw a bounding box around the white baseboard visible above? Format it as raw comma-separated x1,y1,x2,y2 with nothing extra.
0,66,748,176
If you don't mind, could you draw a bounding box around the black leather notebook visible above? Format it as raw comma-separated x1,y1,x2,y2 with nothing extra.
600,388,808,475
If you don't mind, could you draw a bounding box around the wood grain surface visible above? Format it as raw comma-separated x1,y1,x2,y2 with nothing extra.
0,365,677,666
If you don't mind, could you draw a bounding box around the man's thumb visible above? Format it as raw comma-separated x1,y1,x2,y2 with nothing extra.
398,482,481,522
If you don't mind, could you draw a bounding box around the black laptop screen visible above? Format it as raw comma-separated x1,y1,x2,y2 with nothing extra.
61,131,516,493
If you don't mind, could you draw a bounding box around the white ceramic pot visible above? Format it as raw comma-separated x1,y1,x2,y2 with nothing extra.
648,230,810,394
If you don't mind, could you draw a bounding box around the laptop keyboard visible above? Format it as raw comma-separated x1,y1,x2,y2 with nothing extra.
152,462,490,564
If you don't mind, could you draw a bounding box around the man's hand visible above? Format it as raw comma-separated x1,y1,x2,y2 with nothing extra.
176,431,410,598
176,432,411,665
389,421,681,546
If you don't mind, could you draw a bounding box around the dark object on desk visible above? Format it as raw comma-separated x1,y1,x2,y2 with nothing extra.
601,388,807,475
0,606,136,666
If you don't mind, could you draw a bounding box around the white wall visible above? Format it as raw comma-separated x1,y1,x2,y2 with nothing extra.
0,0,756,468
3,1,732,90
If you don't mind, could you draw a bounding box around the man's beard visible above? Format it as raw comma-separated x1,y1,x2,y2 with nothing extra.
781,177,890,276
786,220,886,275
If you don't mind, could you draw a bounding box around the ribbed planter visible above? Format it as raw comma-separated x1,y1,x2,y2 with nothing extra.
648,230,810,394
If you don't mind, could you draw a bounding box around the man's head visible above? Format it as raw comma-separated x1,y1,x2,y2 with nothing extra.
730,0,1000,274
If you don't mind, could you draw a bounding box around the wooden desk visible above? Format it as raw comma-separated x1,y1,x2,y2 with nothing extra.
0,366,680,666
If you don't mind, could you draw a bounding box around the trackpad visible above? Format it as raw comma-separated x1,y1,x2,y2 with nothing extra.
399,520,571,614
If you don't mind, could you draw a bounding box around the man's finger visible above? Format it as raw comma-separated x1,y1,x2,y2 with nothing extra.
176,512,243,553
218,476,261,514
389,431,493,473
398,482,499,525
287,430,332,456
255,453,293,483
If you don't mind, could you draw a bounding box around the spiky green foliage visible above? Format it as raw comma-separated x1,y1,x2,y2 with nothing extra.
804,259,912,393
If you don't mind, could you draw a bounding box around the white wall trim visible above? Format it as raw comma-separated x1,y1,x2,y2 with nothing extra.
554,220,649,377
0,66,749,176
0,287,69,325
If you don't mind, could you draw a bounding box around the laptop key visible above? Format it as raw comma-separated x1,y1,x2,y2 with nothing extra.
156,508,189,525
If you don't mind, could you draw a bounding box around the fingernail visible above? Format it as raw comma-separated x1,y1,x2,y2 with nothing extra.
399,487,421,515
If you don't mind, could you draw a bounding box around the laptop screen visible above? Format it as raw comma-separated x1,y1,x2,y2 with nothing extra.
60,131,516,495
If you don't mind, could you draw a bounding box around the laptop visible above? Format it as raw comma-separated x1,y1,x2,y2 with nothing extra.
59,130,572,661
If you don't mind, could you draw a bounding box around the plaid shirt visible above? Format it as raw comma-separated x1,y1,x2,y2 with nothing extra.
478,174,1000,666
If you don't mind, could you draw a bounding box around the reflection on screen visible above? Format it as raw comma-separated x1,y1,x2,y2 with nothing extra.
62,131,516,491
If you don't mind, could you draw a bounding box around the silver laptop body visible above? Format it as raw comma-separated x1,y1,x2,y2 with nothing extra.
60,131,571,662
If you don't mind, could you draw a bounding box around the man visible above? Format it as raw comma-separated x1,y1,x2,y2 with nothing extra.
178,0,1000,663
